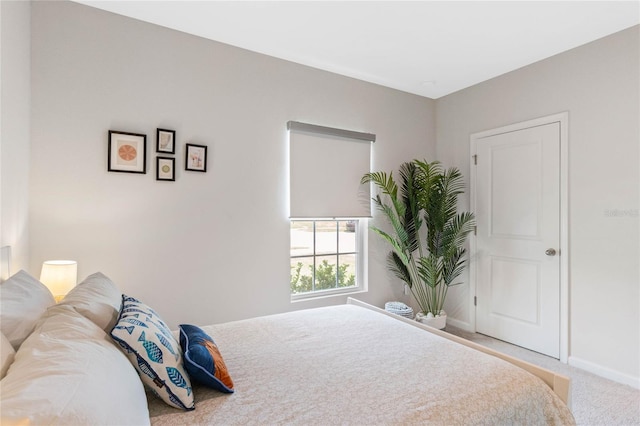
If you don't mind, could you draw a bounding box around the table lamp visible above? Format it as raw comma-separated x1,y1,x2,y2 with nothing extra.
40,260,77,302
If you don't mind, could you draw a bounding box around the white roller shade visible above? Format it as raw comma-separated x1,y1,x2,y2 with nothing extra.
288,121,374,218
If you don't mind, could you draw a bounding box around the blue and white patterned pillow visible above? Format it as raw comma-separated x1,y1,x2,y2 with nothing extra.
110,295,194,411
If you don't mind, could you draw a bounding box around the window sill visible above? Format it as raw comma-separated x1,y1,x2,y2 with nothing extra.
290,287,367,303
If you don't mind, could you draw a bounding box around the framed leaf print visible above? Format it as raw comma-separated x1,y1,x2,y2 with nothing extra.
157,128,176,154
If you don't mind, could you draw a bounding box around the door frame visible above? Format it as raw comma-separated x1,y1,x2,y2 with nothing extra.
469,112,569,363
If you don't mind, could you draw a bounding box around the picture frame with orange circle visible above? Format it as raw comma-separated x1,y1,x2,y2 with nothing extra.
108,130,147,174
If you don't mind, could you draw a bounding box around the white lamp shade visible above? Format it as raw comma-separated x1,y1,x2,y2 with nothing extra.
40,260,77,301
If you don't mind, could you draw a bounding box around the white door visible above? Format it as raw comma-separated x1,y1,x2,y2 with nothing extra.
474,122,560,358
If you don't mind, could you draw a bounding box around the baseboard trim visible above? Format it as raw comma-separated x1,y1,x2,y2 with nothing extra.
568,356,640,389
446,317,473,332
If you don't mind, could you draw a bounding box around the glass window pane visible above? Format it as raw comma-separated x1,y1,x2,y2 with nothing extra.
339,220,357,253
291,257,314,294
314,220,338,255
314,255,338,290
291,221,314,257
338,254,357,288
290,219,363,297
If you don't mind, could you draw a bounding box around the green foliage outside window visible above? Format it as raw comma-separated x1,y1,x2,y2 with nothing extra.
290,260,355,294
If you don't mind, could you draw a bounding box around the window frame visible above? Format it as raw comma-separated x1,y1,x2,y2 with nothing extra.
290,218,367,302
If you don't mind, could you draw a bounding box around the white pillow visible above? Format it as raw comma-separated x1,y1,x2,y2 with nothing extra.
0,270,55,350
59,272,121,331
1,331,16,379
0,304,150,425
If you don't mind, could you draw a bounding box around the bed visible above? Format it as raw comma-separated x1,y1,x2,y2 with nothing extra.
1,270,575,425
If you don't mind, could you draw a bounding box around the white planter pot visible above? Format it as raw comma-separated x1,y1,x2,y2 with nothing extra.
415,311,447,330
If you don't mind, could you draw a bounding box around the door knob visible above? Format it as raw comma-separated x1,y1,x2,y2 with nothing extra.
545,248,557,256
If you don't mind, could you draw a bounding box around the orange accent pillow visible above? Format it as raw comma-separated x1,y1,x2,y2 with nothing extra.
202,340,234,389
179,324,234,393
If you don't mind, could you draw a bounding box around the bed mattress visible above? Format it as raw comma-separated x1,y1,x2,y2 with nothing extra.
148,304,574,425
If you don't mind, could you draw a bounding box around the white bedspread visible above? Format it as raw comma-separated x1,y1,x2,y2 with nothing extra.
148,304,575,425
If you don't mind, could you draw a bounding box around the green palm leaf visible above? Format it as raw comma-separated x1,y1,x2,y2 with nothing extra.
363,159,474,317
387,251,413,287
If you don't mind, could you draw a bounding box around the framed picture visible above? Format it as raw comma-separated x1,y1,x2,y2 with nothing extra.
108,130,146,174
185,143,207,172
156,157,175,181
156,128,176,154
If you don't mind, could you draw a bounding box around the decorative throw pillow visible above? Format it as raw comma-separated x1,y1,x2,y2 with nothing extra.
59,272,122,331
179,324,234,393
0,270,55,350
110,295,194,411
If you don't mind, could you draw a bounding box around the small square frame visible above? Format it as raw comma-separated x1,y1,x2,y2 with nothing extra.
108,130,147,174
185,143,207,172
156,156,176,181
156,128,176,154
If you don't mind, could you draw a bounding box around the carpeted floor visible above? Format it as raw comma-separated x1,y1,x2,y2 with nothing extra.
445,325,640,426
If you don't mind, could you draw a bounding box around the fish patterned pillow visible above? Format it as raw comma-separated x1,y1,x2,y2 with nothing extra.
110,295,194,411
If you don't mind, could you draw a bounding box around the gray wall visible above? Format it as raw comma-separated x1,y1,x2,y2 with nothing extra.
1,0,31,276
436,25,639,385
29,1,433,328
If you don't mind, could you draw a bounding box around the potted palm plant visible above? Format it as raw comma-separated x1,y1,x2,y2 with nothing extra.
362,160,475,329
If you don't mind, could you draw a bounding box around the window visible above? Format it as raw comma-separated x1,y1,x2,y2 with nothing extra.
288,121,374,300
290,219,365,299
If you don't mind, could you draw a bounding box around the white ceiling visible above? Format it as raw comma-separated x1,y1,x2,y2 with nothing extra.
73,1,640,99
